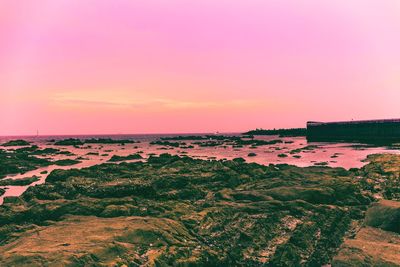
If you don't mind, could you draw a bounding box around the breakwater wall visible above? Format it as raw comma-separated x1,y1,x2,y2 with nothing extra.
307,119,400,143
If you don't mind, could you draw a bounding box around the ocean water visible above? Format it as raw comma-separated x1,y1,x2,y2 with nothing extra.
1,133,399,204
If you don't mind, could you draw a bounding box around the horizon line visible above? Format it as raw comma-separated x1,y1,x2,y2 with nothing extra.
0,131,245,138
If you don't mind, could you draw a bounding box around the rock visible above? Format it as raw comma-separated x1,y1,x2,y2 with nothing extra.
1,140,30,146
54,138,84,146
0,153,394,266
0,176,40,186
108,153,143,162
364,200,400,234
54,159,81,166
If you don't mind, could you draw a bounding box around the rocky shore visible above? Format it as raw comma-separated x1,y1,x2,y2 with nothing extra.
0,151,398,266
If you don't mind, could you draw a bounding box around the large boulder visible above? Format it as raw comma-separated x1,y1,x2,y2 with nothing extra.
364,200,400,234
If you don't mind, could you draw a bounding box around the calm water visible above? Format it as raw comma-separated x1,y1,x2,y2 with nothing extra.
1,134,399,204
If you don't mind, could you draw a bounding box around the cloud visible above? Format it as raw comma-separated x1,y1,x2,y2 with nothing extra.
50,91,268,111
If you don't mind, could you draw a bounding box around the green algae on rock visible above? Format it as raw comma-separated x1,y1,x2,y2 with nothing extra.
1,140,31,147
108,153,143,162
15,146,61,155
0,176,40,186
0,149,52,178
364,199,400,234
54,138,84,146
54,159,81,166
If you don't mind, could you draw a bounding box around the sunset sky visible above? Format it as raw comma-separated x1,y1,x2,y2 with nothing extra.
1,1,400,135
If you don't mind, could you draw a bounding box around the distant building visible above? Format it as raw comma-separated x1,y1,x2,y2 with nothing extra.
307,118,400,143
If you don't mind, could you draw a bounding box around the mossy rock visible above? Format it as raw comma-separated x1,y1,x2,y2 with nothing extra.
54,159,81,166
1,140,30,147
364,200,400,233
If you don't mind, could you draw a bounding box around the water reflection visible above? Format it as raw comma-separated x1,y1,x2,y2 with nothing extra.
1,135,399,204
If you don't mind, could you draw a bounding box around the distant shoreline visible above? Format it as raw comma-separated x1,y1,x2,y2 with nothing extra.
243,128,307,137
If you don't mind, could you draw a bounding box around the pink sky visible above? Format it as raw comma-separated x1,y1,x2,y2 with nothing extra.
1,0,400,135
